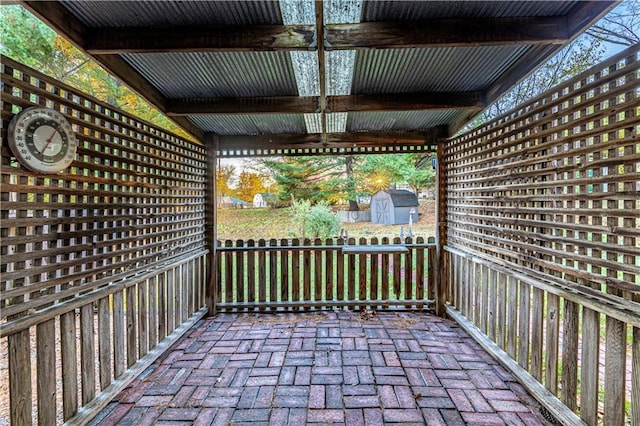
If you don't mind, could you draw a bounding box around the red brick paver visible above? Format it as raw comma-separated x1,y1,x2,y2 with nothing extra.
91,312,550,425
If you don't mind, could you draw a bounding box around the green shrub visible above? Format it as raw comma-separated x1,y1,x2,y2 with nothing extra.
291,200,341,239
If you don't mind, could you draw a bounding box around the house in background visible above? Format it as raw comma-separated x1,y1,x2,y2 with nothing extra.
218,196,250,209
370,189,419,225
253,193,273,208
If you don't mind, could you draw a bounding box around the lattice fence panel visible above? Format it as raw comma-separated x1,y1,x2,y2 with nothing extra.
0,55,207,320
445,46,639,297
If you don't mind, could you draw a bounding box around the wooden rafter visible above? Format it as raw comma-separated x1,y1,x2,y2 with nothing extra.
217,127,448,150
329,92,485,112
166,96,319,116
326,16,570,50
86,24,315,54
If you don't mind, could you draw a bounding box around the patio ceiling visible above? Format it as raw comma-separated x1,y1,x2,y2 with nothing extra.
21,0,616,153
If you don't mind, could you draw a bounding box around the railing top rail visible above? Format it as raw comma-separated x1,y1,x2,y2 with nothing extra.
216,242,436,251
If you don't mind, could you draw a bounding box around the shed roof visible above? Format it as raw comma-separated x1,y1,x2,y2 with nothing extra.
376,189,419,208
21,1,616,157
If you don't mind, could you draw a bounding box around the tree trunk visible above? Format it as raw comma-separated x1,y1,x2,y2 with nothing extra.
345,155,360,211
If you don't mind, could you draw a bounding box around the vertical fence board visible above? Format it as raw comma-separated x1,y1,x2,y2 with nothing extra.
248,240,256,307
80,304,96,404
97,297,112,389
113,292,126,378
370,238,379,303
303,239,311,304
530,288,543,381
9,329,31,425
36,319,56,426
604,317,626,425
235,240,245,304
580,306,600,424
258,239,267,310
270,238,279,305
126,286,137,368
291,239,300,305
506,276,518,359
138,280,149,358
561,300,579,411
60,310,78,420
517,282,530,369
315,239,324,303
544,293,559,394
496,272,506,350
149,277,158,349
336,238,344,302
324,239,333,303
280,239,289,306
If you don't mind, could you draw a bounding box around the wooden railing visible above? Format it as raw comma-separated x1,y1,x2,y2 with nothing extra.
443,45,640,425
1,56,209,425
215,237,437,311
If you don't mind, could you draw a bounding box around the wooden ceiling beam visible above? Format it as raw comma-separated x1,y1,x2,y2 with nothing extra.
166,96,319,116
326,16,570,50
329,92,485,112
217,128,448,150
85,24,315,54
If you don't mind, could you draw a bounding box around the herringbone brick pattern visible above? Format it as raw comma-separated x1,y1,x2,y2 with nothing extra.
92,312,548,425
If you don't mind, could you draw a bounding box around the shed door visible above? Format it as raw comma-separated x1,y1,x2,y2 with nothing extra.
375,197,390,224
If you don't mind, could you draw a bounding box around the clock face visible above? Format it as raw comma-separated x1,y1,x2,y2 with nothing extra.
7,107,78,173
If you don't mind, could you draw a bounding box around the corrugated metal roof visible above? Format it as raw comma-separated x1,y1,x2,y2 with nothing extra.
189,114,307,135
347,110,460,132
122,52,298,98
362,1,575,21
352,46,529,93
62,0,283,27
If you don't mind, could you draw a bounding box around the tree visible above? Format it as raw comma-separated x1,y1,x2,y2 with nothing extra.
216,165,235,202
0,5,193,140
261,156,348,205
235,171,267,203
586,1,640,48
357,154,434,196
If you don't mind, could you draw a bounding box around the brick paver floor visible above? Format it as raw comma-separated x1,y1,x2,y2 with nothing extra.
92,311,550,425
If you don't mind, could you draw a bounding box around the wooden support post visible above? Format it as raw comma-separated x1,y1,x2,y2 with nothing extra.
434,142,448,316
205,134,218,316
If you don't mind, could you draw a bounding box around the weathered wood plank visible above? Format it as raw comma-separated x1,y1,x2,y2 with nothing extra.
303,239,312,303
248,239,257,307
278,239,288,305
148,276,158,349
324,238,333,303
315,239,324,303
270,239,279,305
544,293,559,394
506,276,518,359
36,319,56,426
359,238,367,304
113,291,126,378
580,306,600,424
9,328,32,425
97,296,112,389
561,300,579,411
138,279,149,358
530,288,543,381
60,310,78,420
80,303,96,404
258,239,267,310
126,286,137,368
603,316,626,425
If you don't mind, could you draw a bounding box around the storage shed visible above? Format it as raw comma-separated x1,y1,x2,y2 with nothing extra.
253,193,270,208
371,190,419,225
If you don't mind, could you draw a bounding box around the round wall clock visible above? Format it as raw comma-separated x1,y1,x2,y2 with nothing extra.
7,107,78,173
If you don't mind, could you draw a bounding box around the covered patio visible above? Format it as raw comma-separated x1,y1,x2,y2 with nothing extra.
1,1,638,425
92,311,546,425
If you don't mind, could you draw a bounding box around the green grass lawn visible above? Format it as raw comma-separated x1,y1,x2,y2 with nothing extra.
216,201,436,241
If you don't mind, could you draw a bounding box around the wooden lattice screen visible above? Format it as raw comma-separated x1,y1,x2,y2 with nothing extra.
0,55,208,424
443,45,639,424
